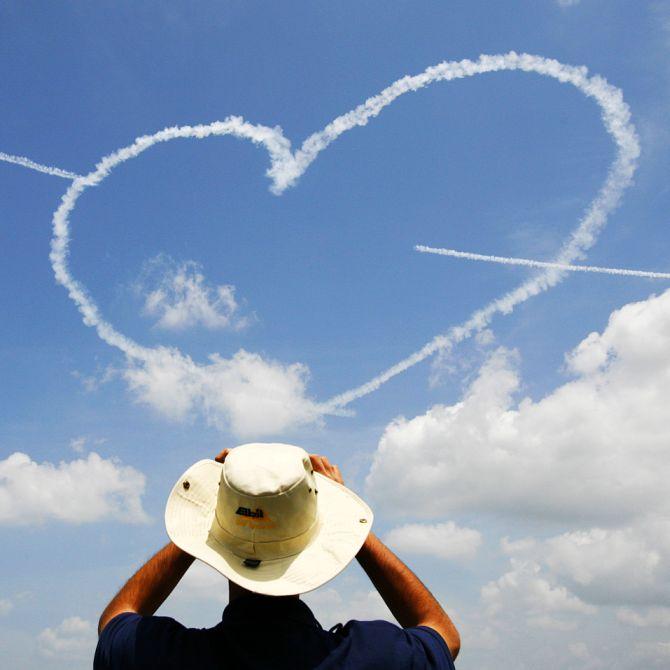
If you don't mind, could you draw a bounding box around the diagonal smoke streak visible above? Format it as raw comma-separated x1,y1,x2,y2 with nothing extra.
415,245,670,280
47,52,639,427
0,151,81,180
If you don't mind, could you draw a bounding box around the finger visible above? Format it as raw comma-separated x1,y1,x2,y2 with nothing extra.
312,455,332,479
214,448,230,463
309,454,325,473
322,456,338,480
332,464,344,485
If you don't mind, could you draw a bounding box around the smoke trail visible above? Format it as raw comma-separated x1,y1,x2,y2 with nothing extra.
48,53,639,425
50,117,293,362
317,53,639,413
0,151,81,180
416,245,670,280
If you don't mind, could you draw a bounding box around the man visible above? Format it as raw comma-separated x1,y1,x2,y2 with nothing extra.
95,443,460,669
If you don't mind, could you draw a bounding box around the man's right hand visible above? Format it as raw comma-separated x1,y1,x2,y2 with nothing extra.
309,454,344,485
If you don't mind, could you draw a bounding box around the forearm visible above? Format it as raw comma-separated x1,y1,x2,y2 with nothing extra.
356,532,460,657
98,542,194,634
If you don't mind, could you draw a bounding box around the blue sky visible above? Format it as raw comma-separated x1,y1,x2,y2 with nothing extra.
2,1,670,667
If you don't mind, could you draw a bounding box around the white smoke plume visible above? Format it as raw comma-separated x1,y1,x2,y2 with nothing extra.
3,52,640,432
415,245,670,280
0,151,81,180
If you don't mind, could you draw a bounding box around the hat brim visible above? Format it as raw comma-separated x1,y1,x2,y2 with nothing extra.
165,459,373,596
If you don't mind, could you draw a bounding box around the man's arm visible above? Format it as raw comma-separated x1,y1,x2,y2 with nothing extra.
310,454,460,660
98,449,232,636
98,542,194,635
356,532,460,658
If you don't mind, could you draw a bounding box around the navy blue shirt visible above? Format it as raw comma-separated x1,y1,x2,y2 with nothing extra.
94,594,455,669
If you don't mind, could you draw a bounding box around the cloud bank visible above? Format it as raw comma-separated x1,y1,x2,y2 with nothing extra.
368,285,670,656
366,287,670,526
38,617,96,660
0,452,148,525
384,521,482,561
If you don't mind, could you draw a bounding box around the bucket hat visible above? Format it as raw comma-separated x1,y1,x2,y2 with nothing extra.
165,443,373,596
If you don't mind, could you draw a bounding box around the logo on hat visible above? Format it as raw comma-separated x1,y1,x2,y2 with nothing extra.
236,506,264,518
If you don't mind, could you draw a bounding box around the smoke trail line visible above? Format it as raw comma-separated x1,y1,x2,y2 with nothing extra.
415,245,670,280
318,53,639,412
50,118,292,362
0,151,81,180
48,52,640,423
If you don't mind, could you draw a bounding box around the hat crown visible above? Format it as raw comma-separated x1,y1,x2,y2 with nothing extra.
225,443,308,497
210,443,319,561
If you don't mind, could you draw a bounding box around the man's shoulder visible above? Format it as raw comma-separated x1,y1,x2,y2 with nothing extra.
327,619,455,669
94,612,219,670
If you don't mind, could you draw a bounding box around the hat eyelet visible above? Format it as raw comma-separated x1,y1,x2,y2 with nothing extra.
359,518,368,524
182,480,190,490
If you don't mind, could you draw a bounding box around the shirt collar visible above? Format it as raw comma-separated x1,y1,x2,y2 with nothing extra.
222,594,321,629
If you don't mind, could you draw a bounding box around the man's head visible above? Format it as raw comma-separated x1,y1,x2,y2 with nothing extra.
165,443,372,596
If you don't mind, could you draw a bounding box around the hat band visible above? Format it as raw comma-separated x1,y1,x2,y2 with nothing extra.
208,511,319,561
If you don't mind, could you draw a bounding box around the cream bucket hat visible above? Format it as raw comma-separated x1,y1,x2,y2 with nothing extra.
165,443,373,596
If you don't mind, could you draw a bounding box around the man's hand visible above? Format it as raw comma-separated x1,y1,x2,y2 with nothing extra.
214,448,230,463
309,454,344,485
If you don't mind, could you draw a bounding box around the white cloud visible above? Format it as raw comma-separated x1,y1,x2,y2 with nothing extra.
139,255,252,332
543,525,669,606
71,366,116,393
384,522,482,561
0,598,12,616
634,640,670,666
481,559,596,632
617,607,670,628
457,622,500,651
68,436,107,454
124,346,321,437
69,437,86,453
367,288,670,526
501,536,537,556
557,0,581,6
38,616,96,660
568,642,603,670
0,452,148,525
569,641,590,659
499,517,670,609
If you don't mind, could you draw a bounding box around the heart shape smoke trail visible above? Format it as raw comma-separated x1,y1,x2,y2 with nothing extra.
50,52,639,433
